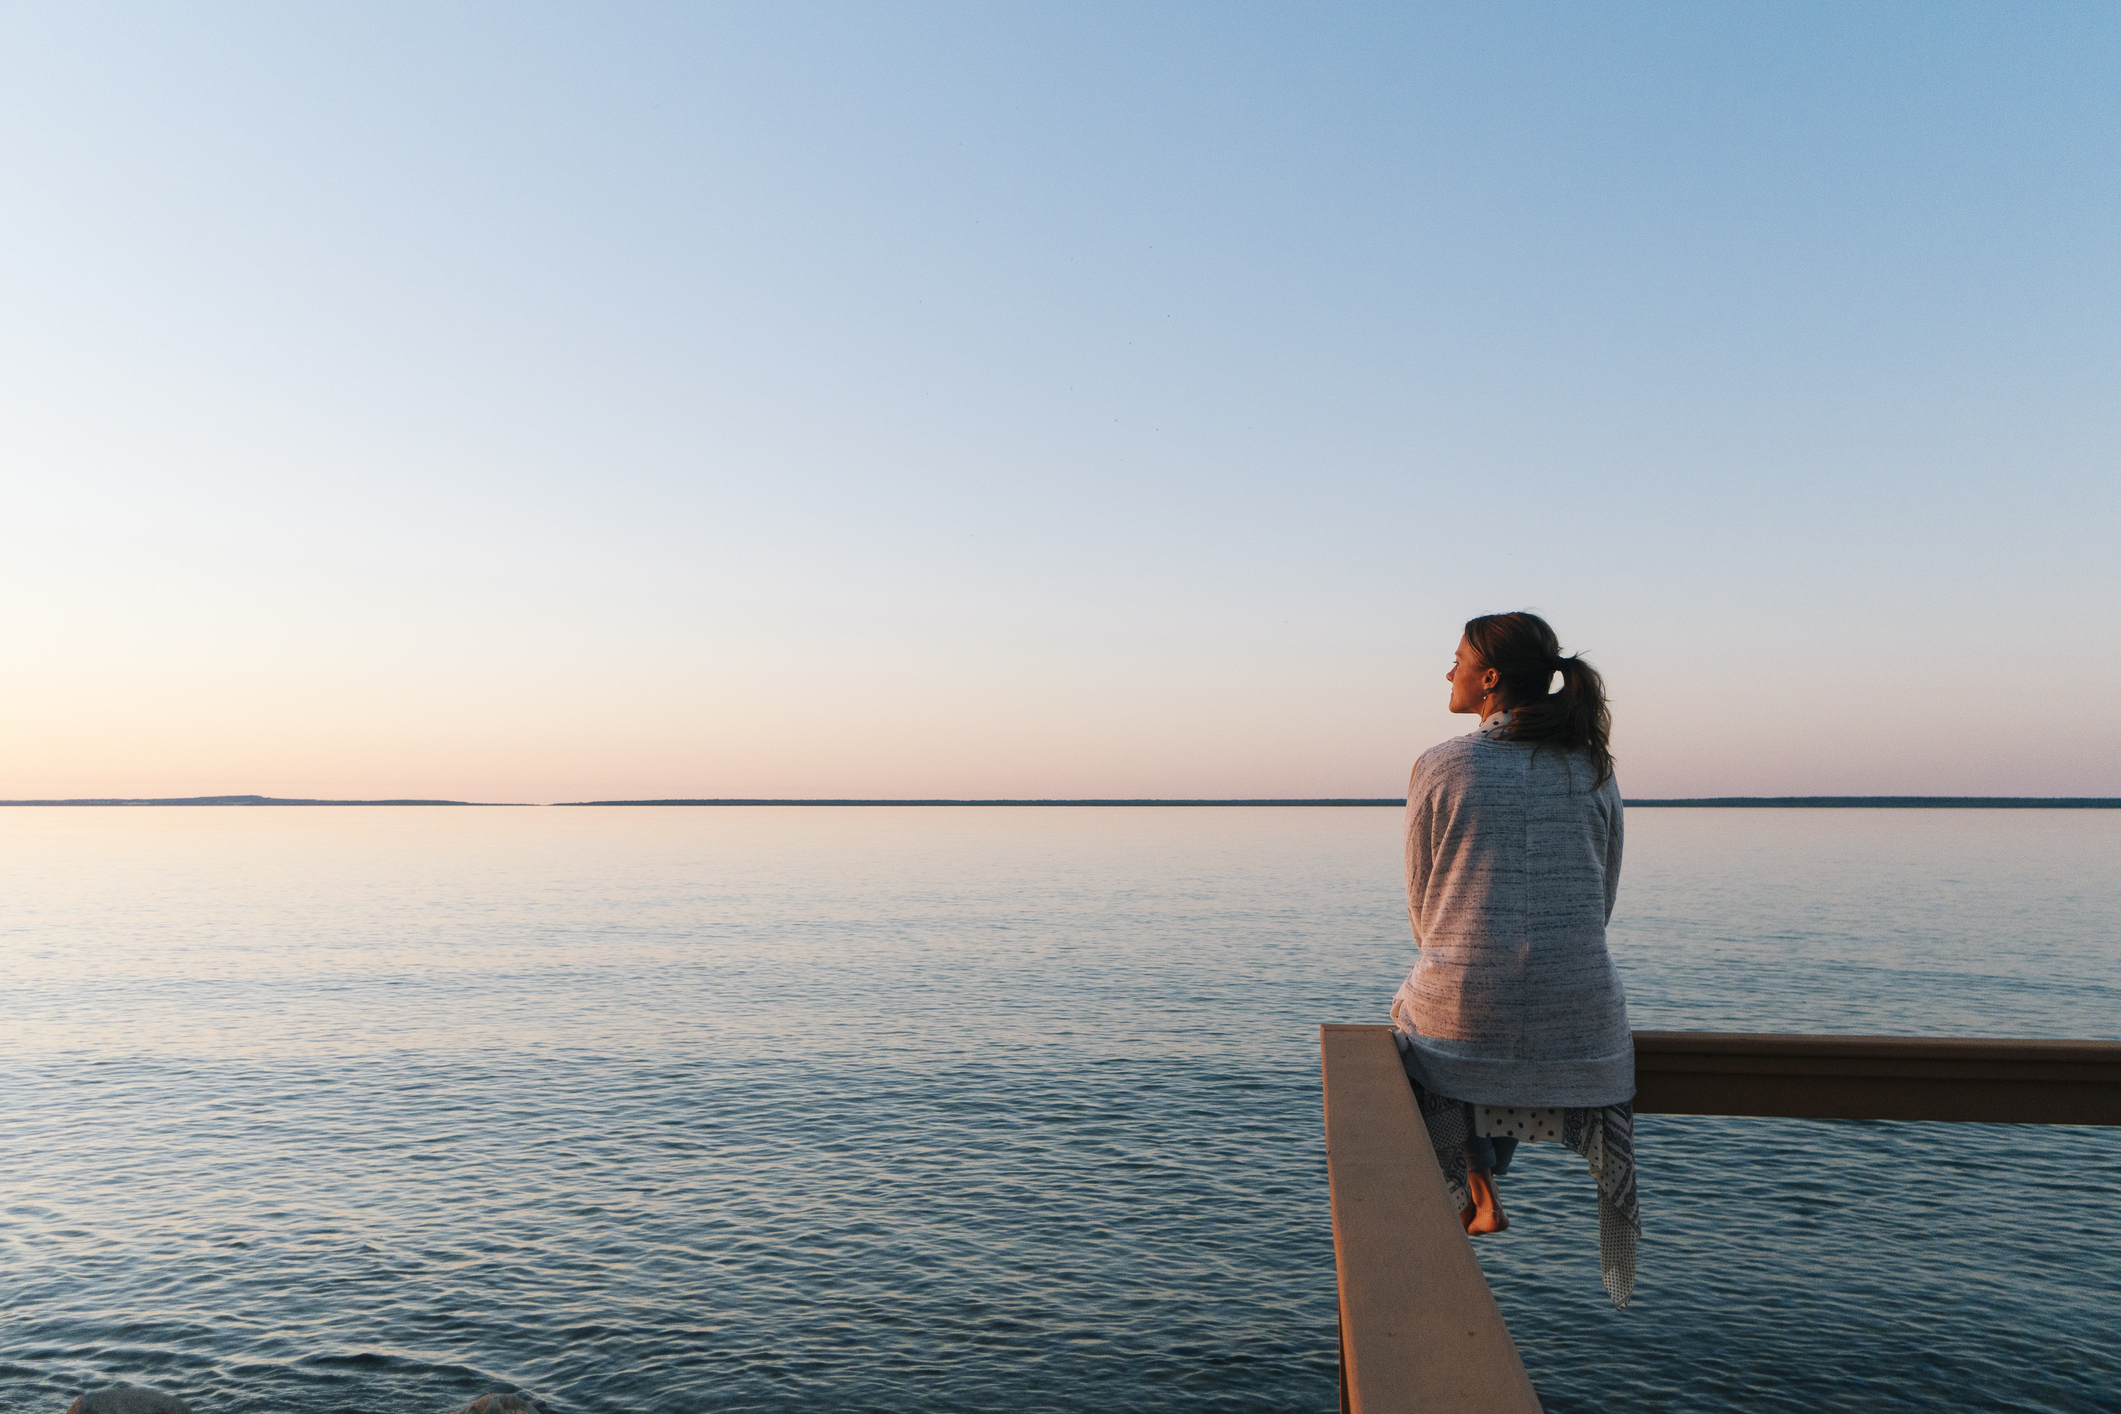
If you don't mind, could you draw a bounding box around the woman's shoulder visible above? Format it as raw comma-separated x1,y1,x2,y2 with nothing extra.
1414,729,1485,769
1410,731,1490,794
1522,748,1623,809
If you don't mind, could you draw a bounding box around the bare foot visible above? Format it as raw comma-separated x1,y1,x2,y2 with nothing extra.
1465,1170,1509,1236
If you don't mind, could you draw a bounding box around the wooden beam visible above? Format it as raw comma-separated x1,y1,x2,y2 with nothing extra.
1320,1026,2119,1408
1321,1024,1542,1414
1632,1032,2121,1125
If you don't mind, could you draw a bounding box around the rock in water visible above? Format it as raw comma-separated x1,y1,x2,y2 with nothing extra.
64,1386,192,1414
452,1396,541,1414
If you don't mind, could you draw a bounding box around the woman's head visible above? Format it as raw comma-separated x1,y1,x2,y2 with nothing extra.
1451,611,1613,784
1445,636,1501,715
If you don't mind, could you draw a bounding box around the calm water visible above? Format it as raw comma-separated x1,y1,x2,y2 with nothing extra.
2,807,2117,1414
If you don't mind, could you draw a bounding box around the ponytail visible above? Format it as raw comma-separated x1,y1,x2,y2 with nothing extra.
1462,612,1614,787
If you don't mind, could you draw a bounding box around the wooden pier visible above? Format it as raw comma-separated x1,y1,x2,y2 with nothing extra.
1321,1025,2121,1413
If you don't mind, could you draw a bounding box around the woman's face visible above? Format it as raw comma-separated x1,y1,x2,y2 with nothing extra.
1446,635,1498,715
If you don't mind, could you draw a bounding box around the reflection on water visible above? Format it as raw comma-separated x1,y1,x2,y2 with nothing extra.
2,807,2116,1412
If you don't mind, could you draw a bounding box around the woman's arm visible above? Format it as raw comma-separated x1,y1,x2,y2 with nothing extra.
1404,760,1434,943
1603,783,1625,924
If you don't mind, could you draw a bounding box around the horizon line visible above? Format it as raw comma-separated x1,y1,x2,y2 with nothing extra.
560,796,2121,807
3,794,2119,809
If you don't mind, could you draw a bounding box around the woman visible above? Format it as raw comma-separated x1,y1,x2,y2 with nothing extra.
1390,611,1641,1305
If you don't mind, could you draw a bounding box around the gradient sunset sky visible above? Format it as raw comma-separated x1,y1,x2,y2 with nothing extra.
4,4,2116,802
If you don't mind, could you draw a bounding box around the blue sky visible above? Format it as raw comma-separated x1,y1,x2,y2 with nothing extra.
3,3,2115,799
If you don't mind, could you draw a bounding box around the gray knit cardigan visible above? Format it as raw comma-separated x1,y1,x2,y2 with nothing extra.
1389,712,1634,1108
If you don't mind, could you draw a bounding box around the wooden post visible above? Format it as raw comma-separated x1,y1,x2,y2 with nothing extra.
1322,1024,1542,1414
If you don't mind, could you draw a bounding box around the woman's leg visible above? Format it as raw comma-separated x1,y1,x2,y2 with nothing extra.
1462,1132,1509,1234
1465,1168,1508,1234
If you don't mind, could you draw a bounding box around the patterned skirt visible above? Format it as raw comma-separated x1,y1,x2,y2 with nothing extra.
1394,1031,1641,1307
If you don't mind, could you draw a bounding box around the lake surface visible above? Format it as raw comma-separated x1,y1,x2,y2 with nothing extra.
2,806,2117,1413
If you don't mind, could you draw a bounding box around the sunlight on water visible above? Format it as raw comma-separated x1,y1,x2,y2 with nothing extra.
2,807,2116,1412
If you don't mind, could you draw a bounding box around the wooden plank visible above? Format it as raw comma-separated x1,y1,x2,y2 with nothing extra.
1633,1032,2121,1124
1322,1024,1542,1414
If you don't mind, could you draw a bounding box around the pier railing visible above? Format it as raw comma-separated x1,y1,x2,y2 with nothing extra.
1321,1025,2121,1414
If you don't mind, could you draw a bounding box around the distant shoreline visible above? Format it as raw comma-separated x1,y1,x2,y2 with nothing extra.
0,794,494,807
556,796,2121,809
559,798,1410,807
1621,797,2121,809
4,795,2116,809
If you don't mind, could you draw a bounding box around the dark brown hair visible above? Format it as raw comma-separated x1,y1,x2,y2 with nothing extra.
1463,611,1613,787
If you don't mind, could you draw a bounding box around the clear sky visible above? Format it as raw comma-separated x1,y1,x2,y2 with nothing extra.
3,4,2116,801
